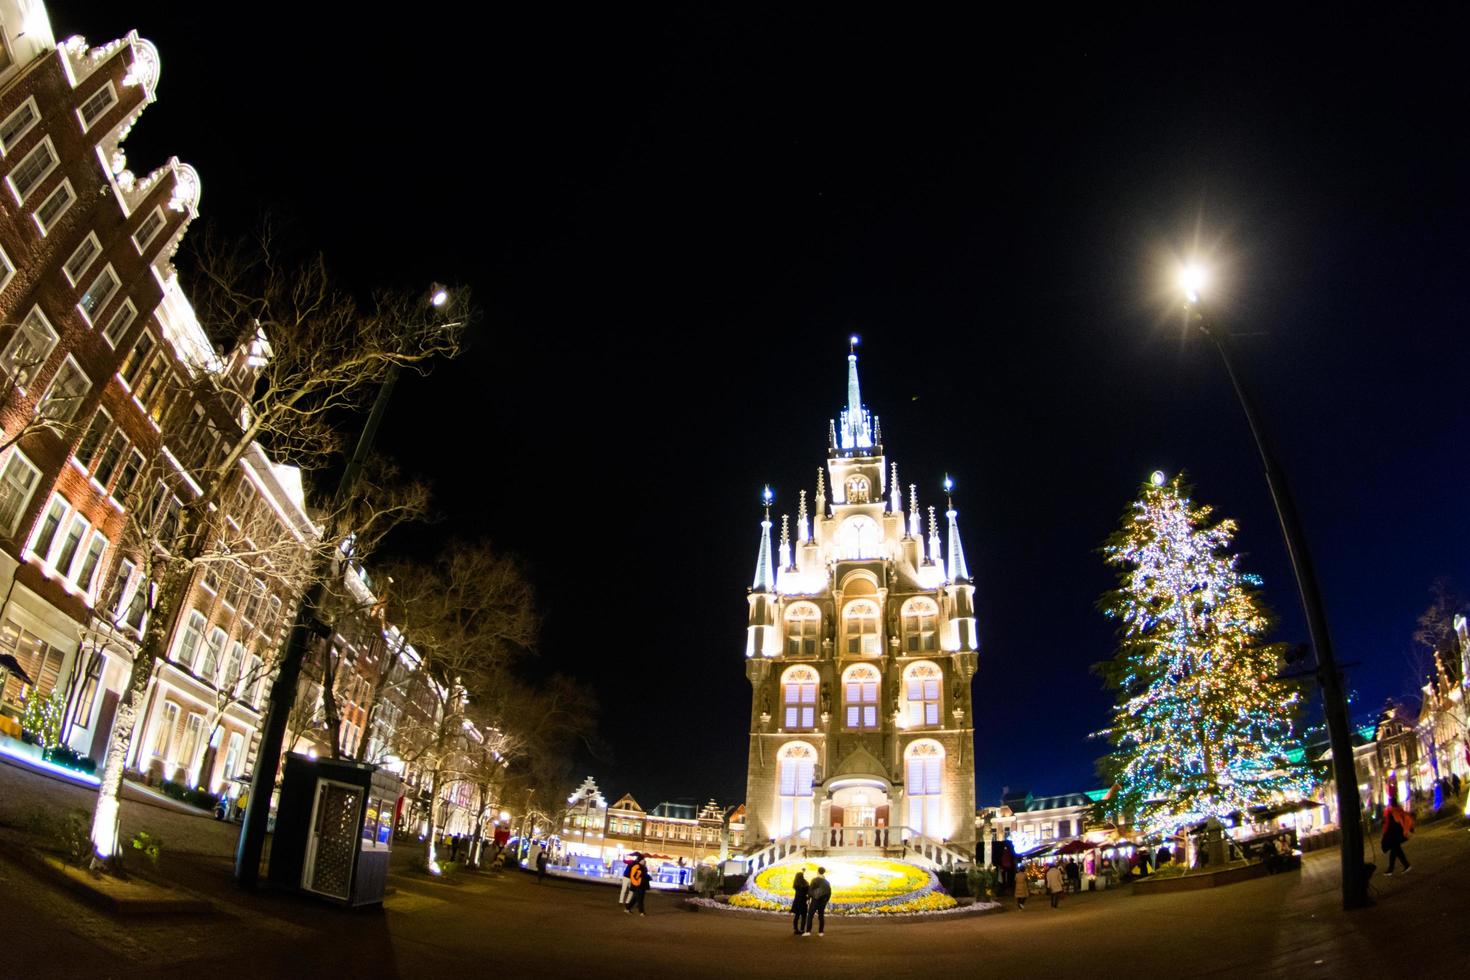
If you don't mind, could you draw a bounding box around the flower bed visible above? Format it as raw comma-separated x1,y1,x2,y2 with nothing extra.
731,857,958,915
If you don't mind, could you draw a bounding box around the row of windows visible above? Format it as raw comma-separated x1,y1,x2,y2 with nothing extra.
28,492,109,600
781,662,946,731
781,598,941,656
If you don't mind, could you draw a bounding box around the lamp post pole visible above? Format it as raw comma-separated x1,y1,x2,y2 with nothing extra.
1183,290,1368,910
235,287,452,886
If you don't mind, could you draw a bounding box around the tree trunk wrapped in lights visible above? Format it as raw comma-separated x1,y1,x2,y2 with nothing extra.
1094,472,1313,834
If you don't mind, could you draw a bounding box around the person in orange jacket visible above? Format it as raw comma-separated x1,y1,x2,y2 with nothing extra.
1381,799,1414,875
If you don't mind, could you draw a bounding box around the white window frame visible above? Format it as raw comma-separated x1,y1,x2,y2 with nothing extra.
0,96,40,154
62,231,101,285
152,701,180,759
0,448,42,537
1,305,59,389
174,610,207,671
77,263,120,324
76,81,117,132
842,664,881,731
73,530,108,597
33,178,75,235
0,242,14,294
101,298,137,348
27,493,70,564
38,356,91,422
781,665,818,730
200,627,227,684
844,599,881,655
905,661,944,729
132,206,165,253
6,136,57,205
51,511,91,579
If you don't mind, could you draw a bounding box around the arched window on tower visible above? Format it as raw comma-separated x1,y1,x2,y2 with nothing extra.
845,476,870,503
844,599,881,656
902,597,939,652
904,661,943,729
781,665,818,730
905,739,945,837
835,515,882,560
842,663,881,730
784,603,821,657
777,741,816,839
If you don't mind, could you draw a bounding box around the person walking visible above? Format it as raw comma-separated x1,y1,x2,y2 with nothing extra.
805,866,832,936
624,855,651,916
1381,799,1415,875
619,853,638,905
1014,868,1029,910
791,870,810,936
536,847,549,883
1046,863,1064,908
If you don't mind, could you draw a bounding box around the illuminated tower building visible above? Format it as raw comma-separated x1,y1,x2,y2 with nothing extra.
742,341,978,864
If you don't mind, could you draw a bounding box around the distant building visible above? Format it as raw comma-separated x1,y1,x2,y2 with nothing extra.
582,791,732,865
740,344,978,866
979,789,1101,857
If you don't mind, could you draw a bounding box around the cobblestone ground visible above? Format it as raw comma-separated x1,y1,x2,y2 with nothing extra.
5,757,1470,979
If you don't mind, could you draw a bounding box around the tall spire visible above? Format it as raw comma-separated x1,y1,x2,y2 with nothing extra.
797,489,809,543
890,463,901,514
815,467,826,516
908,483,920,539
752,486,775,592
836,336,874,451
778,514,793,571
926,505,941,567
944,476,971,583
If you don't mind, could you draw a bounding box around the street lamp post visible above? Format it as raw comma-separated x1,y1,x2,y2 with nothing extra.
1178,265,1369,910
235,285,456,886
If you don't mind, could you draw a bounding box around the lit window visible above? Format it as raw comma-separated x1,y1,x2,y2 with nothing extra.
0,97,40,153
174,610,207,669
7,138,57,203
904,740,945,837
63,232,101,284
52,514,88,577
94,430,128,488
776,741,816,839
200,627,227,684
38,358,91,421
118,331,156,388
132,207,165,252
152,702,179,758
844,599,881,655
902,597,938,652
33,179,74,234
77,82,117,131
836,514,882,559
0,450,41,536
845,476,869,503
1,306,59,388
224,642,245,696
843,663,881,730
784,602,820,656
74,408,111,468
114,449,144,505
905,661,943,728
781,665,818,730
79,264,120,321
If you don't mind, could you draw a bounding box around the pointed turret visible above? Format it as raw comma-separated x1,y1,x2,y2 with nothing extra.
890,463,901,514
908,483,920,539
797,489,809,543
941,476,979,652
779,514,793,571
835,336,874,452
746,486,780,657
751,486,775,592
943,475,970,583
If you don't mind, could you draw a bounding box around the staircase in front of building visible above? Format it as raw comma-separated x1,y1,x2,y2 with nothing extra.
744,826,972,872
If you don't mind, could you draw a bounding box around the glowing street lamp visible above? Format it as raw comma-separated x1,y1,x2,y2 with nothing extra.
1175,261,1368,910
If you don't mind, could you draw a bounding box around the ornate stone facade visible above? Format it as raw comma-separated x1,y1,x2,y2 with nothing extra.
742,344,978,857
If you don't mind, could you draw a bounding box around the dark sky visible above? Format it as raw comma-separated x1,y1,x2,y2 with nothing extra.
52,4,1469,808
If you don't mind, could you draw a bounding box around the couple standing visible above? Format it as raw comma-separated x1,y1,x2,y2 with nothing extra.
790,867,832,936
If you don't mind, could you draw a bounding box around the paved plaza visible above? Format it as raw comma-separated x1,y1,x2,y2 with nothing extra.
4,762,1469,979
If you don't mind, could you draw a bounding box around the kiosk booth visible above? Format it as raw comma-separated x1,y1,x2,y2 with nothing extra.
267,753,402,907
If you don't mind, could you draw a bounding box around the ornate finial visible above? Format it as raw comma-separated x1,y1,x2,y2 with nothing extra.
780,514,790,549
909,483,918,517
762,485,773,520
816,467,825,502
928,505,937,538
874,416,882,445
827,419,837,451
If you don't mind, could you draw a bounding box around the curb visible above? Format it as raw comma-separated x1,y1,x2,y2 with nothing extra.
0,839,214,917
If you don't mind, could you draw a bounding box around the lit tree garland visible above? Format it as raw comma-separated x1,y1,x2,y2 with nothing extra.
1095,472,1312,834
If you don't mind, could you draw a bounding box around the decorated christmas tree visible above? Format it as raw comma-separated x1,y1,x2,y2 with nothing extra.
1095,472,1312,834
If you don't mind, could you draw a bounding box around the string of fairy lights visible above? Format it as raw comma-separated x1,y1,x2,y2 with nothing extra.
1096,472,1313,834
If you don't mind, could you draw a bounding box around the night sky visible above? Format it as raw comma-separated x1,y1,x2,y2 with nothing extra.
50,4,1469,808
